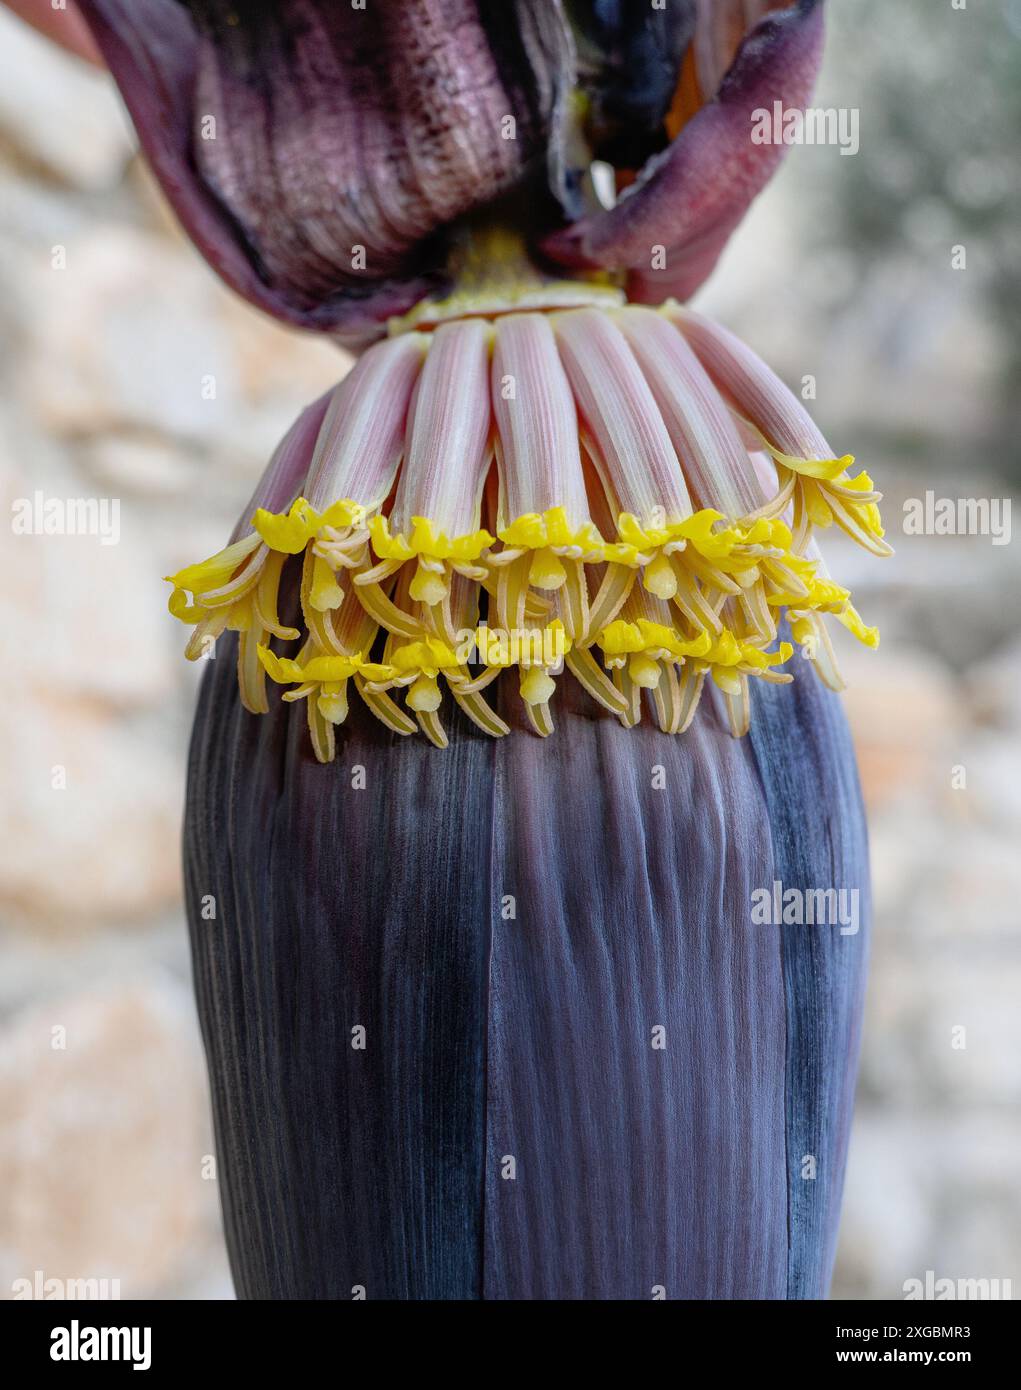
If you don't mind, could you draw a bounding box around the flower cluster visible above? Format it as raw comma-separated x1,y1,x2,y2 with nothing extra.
167,299,888,761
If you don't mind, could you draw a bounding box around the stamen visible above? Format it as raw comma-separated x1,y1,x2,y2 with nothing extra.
359,319,493,631
669,305,893,557
165,295,887,755
258,640,397,761
489,314,610,650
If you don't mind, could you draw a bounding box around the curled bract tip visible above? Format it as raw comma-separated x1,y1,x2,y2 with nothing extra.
75,0,828,342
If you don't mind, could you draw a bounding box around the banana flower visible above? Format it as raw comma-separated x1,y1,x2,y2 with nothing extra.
45,0,883,1299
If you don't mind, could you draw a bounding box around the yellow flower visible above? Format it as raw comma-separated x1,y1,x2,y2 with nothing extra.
165,300,890,756
362,515,495,607
253,496,369,554
166,533,297,714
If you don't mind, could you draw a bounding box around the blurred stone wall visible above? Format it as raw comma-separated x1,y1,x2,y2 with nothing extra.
0,14,342,1300
1,4,1018,1301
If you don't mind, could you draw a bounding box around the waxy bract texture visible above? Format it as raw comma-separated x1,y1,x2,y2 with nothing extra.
186,627,868,1299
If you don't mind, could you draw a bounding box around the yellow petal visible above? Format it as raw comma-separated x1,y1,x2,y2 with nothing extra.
520,667,557,706
407,674,442,712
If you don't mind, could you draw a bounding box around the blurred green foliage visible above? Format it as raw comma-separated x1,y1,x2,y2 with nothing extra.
822,0,1021,401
